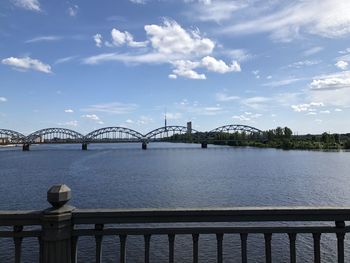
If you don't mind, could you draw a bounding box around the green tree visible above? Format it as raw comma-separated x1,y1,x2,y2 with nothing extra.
321,132,330,143
275,127,283,138
283,127,293,138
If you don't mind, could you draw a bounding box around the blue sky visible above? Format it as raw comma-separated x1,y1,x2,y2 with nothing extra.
1,0,350,135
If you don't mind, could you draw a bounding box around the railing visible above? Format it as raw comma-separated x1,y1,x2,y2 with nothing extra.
0,184,350,262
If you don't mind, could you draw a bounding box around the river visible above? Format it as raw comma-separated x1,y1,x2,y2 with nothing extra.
1,143,350,262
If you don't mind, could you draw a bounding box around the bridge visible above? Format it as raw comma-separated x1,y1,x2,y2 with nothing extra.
0,124,266,151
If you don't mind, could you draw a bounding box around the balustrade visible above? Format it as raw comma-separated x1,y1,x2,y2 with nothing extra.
0,184,349,262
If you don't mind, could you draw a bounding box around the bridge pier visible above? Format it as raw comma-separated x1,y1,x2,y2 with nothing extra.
22,143,30,151
82,143,88,150
201,142,208,149
142,141,147,150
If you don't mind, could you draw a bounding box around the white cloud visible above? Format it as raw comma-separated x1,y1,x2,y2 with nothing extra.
85,19,241,80
55,56,77,65
129,0,146,3
233,115,250,121
60,120,78,127
144,19,214,56
111,29,126,46
291,102,324,112
64,109,74,113
335,108,343,112
188,0,248,23
137,116,153,125
337,49,350,62
82,102,138,114
223,49,251,62
263,78,304,87
82,114,100,121
82,114,104,124
169,56,240,79
303,46,324,56
13,0,41,11
232,112,262,122
287,60,320,68
0,97,7,102
93,34,103,47
310,71,350,91
242,96,270,110
68,5,79,17
175,99,225,116
221,0,350,41
309,88,350,108
335,60,348,70
84,52,168,65
201,56,240,73
203,107,223,114
166,112,182,120
2,57,52,73
252,70,260,79
125,119,134,124
110,28,148,48
320,110,330,114
215,92,240,102
339,48,350,55
171,60,206,80
306,112,317,115
25,36,62,43
168,74,177,79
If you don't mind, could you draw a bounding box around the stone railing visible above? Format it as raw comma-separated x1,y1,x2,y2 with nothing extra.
0,184,350,262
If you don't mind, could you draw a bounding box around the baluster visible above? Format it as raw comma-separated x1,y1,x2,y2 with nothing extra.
336,221,345,263
13,225,23,263
38,237,43,263
288,233,296,263
71,236,78,263
120,234,127,263
216,233,223,263
95,224,104,263
264,233,272,263
312,233,321,263
192,234,199,263
168,234,175,263
240,233,248,263
144,234,151,263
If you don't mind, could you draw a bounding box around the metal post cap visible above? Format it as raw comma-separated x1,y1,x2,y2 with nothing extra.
47,184,71,208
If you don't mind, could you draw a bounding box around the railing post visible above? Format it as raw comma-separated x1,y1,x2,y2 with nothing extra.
41,184,74,263
336,221,345,263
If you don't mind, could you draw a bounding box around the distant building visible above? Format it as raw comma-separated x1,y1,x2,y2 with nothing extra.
187,122,192,134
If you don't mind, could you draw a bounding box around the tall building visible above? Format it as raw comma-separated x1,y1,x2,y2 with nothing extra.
187,121,192,134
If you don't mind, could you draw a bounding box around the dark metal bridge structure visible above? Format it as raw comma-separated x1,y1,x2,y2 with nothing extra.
0,124,265,151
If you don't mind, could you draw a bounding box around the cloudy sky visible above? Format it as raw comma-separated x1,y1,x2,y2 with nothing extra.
1,0,350,134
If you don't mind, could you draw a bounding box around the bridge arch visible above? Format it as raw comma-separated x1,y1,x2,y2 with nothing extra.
145,126,201,141
0,129,25,144
209,124,263,134
207,124,265,141
84,127,144,142
25,128,84,143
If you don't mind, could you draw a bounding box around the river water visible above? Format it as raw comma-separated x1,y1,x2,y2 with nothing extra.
1,143,350,262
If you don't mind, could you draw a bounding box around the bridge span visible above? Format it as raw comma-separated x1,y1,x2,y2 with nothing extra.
0,124,265,151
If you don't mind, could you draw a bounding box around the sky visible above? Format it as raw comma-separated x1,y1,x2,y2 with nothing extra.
1,0,350,135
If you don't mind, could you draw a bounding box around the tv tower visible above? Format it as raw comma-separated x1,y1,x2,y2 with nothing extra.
164,108,168,137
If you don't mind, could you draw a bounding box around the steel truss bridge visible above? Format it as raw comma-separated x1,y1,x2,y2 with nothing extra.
0,124,265,150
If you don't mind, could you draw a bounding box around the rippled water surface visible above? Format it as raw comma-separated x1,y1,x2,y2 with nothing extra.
1,143,350,262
